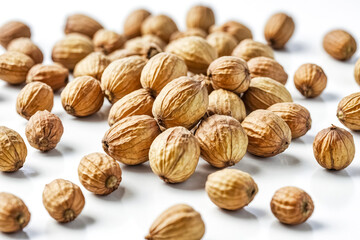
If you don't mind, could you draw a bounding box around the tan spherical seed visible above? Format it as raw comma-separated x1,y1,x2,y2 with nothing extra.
73,52,111,80
25,110,63,152
294,63,327,98
186,5,215,33
149,127,200,183
170,28,207,42
205,169,258,210
0,51,35,85
141,15,178,43
51,33,94,70
313,125,355,170
264,13,295,49
125,34,166,52
208,89,246,122
355,58,360,86
101,56,146,104
268,102,312,139
247,57,288,85
145,204,205,240
242,77,293,112
64,13,103,38
0,126,27,172
337,92,360,131
242,110,291,157
42,179,85,223
7,37,43,64
93,29,126,54
16,82,54,120
206,32,238,57
0,21,31,48
195,115,248,168
26,64,69,91
61,76,104,117
208,56,250,93
123,9,151,39
152,76,209,129
210,21,252,43
0,192,30,233
108,88,155,126
108,49,139,62
140,52,188,95
78,152,122,195
232,39,274,61
166,36,217,74
323,30,357,61
102,115,161,165
271,186,314,225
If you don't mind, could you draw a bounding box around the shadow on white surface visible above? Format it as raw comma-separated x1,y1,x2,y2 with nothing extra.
72,105,111,123
122,163,152,174
232,160,261,175
270,220,314,232
0,230,29,240
1,167,39,179
293,134,315,145
168,170,211,190
95,186,126,202
39,149,63,158
59,215,95,230
247,153,301,167
274,41,308,53
220,208,259,220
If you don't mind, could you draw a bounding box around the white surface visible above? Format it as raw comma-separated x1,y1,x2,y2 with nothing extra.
1,0,360,239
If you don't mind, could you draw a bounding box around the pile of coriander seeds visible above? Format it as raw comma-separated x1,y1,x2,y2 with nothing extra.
0,4,359,239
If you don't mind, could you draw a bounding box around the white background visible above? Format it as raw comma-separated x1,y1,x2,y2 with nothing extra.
0,0,360,239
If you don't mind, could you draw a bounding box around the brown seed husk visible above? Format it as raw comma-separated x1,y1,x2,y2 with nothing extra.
0,126,27,172
93,29,126,54
102,115,161,165
264,13,295,49
0,51,35,85
78,152,122,195
145,204,205,240
125,34,166,52
186,5,215,33
149,127,200,183
108,49,140,62
232,39,274,61
108,88,155,126
271,186,314,225
73,52,110,80
323,29,357,61
61,76,104,117
208,56,250,93
26,64,69,91
101,56,146,104
241,109,291,157
247,56,288,85
7,37,43,64
210,21,252,43
206,32,238,57
268,102,311,139
141,15,178,43
64,13,103,38
313,125,355,170
25,110,64,152
16,82,54,120
152,76,209,129
124,9,151,39
205,169,258,210
337,92,360,131
170,28,207,42
294,63,327,98
0,192,30,233
42,179,85,223
355,58,360,86
0,21,31,48
242,77,292,112
195,115,248,168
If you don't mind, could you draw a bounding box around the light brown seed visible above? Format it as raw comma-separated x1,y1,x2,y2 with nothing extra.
42,179,85,223
195,115,248,168
7,37,43,64
123,9,151,39
102,115,161,165
247,56,288,85
294,63,327,98
242,109,291,157
313,125,355,170
323,29,357,60
337,92,360,131
93,29,126,54
0,21,31,48
232,39,274,61
101,56,146,104
271,186,314,225
125,34,166,52
141,15,178,43
26,64,69,91
0,126,27,172
145,204,205,240
206,169,258,210
268,102,311,139
64,13,103,38
355,58,360,86
186,5,215,33
108,49,139,62
170,28,207,42
149,127,200,183
78,152,122,195
0,192,30,233
73,52,111,80
264,13,295,49
16,82,54,120
61,76,104,117
210,21,252,43
206,32,238,57
0,51,35,85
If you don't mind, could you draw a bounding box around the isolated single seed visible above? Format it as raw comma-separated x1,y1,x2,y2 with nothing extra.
0,21,31,48
264,12,295,49
123,9,151,39
323,29,357,61
186,5,215,33
141,14,178,43
294,63,327,98
64,13,103,38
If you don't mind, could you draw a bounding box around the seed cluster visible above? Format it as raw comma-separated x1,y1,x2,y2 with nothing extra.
0,4,358,238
